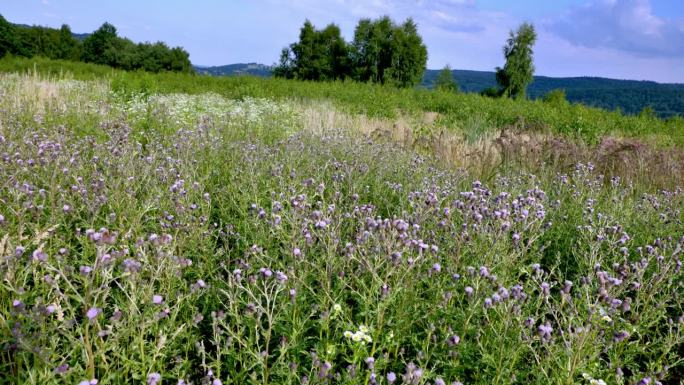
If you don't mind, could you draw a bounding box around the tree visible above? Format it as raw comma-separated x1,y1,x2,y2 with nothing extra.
350,16,427,87
82,22,118,64
274,20,350,81
0,14,18,57
434,65,458,92
495,22,537,99
384,19,428,87
56,24,80,60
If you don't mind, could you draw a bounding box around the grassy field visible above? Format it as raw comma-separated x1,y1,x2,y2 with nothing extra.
0,62,683,385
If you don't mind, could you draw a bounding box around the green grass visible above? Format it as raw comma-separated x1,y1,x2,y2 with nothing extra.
0,67,682,385
2,55,683,146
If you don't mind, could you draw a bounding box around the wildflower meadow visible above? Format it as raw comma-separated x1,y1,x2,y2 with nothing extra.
0,70,682,385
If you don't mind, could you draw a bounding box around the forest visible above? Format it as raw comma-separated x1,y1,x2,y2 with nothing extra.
0,14,192,73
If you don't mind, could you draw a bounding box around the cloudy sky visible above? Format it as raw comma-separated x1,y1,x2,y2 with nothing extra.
3,0,684,82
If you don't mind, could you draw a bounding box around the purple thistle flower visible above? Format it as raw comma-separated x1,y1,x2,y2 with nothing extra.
540,282,550,296
318,362,332,379
447,334,461,347
538,322,553,341
387,372,397,384
54,364,69,374
147,372,161,385
435,378,446,385
613,330,630,343
86,307,100,320
275,271,288,283
152,295,164,305
32,249,47,262
465,286,474,296
365,356,375,369
79,266,93,276
483,298,493,309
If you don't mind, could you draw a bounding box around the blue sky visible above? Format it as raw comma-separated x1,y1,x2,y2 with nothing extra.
2,0,684,82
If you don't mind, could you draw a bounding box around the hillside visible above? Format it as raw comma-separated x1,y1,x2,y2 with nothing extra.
196,63,684,118
422,69,684,118
193,63,272,77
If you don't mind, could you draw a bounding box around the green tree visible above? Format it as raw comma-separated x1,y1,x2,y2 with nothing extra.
434,64,458,92
273,47,295,79
495,22,537,99
274,20,350,81
56,24,81,60
82,22,118,64
0,14,18,57
350,16,427,87
384,18,428,87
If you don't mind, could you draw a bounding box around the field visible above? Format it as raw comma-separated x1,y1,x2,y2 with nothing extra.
0,59,683,385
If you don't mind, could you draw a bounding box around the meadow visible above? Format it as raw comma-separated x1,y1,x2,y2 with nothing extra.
0,60,683,385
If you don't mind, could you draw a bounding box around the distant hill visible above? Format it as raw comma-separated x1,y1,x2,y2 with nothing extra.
196,63,684,118
422,69,684,118
193,63,273,77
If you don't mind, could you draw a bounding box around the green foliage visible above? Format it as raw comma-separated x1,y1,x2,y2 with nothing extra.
1,72,683,384
2,56,683,147
434,65,458,92
496,23,537,99
81,22,118,64
0,15,191,73
274,21,350,81
543,89,568,107
351,16,427,87
275,16,427,88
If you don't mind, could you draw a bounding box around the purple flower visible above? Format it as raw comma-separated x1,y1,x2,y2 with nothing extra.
447,334,461,347
147,372,161,385
387,372,397,384
483,298,493,309
613,330,630,343
54,364,69,374
365,356,375,369
464,286,474,296
152,295,164,305
212,379,222,385
275,271,288,283
32,249,47,262
86,307,101,320
432,263,442,273
79,266,93,276
540,282,550,296
538,322,553,341
435,378,446,385
293,247,302,257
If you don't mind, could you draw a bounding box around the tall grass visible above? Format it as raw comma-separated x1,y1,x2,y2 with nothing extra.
2,56,683,147
0,71,683,385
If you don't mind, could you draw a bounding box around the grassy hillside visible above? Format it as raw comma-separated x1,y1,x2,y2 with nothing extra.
192,62,684,118
2,56,682,149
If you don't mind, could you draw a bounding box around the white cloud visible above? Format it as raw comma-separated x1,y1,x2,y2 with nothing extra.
546,0,684,58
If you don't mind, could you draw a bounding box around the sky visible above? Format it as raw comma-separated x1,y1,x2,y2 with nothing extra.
2,0,684,82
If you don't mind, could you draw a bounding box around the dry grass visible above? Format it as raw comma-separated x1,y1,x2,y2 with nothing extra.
302,101,684,188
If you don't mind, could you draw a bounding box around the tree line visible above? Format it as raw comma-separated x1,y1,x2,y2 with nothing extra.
0,14,192,73
275,17,538,99
274,17,428,88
